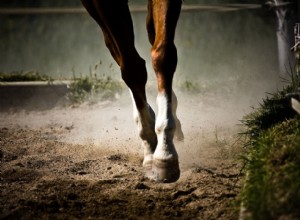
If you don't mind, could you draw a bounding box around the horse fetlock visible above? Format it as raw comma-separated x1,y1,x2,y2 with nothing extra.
155,118,176,138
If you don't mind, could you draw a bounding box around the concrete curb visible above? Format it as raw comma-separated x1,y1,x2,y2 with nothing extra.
0,81,71,111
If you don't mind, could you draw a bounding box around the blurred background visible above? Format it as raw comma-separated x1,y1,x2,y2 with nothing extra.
0,0,299,94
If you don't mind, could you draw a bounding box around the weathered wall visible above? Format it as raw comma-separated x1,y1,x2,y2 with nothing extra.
0,0,279,88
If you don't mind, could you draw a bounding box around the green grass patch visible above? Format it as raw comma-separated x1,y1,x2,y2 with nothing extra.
0,69,124,104
240,85,300,219
0,71,52,82
65,62,124,104
66,74,124,104
176,80,202,93
175,79,227,94
242,86,297,144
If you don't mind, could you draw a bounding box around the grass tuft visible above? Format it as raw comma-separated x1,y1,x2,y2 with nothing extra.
240,84,300,219
176,80,202,93
241,85,298,145
66,74,124,104
0,71,52,82
0,65,124,104
241,117,300,219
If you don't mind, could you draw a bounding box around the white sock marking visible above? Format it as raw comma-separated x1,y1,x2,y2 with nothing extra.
154,93,178,161
130,90,156,165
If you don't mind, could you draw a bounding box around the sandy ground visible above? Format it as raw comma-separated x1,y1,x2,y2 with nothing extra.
0,88,250,219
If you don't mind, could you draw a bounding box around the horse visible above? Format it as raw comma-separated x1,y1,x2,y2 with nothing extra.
81,0,184,183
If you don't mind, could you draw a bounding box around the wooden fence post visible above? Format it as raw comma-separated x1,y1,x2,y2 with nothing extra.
271,0,298,78
291,23,300,114
293,23,300,84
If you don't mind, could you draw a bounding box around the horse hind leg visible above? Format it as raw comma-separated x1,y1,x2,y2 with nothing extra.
129,80,157,173
81,0,157,174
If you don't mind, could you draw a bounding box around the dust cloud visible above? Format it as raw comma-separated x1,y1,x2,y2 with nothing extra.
0,82,259,171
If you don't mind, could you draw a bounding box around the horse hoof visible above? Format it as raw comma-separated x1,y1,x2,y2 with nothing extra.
150,159,180,183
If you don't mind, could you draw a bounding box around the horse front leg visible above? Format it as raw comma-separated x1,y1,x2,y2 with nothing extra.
147,0,182,183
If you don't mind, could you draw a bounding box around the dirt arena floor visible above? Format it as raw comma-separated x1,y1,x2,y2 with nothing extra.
0,89,249,219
